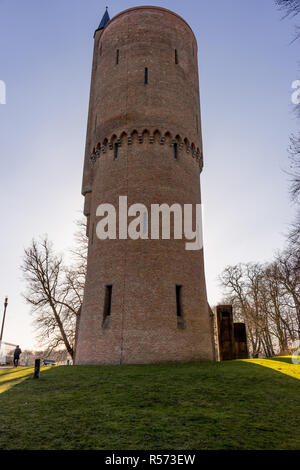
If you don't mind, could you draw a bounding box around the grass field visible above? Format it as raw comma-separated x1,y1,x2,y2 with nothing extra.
0,358,299,450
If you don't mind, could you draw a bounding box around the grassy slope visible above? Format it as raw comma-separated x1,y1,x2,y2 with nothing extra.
0,359,299,450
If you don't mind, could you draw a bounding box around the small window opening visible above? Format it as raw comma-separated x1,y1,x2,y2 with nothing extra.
175,49,178,64
145,68,148,85
116,49,119,65
114,143,119,160
174,143,178,160
103,285,112,328
176,285,185,328
91,223,95,245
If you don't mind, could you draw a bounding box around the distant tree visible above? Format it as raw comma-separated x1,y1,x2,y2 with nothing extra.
275,0,300,17
21,221,87,359
22,349,69,366
275,248,300,338
288,133,300,202
219,256,300,357
287,133,300,248
219,263,266,357
288,216,300,247
275,0,300,41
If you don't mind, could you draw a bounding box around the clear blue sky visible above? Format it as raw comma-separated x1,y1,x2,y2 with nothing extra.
0,0,298,350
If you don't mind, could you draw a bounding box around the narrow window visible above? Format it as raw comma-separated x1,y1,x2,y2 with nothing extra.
175,49,178,64
91,223,95,245
114,143,119,160
103,285,112,328
173,143,178,160
176,285,185,328
116,49,119,65
145,68,148,85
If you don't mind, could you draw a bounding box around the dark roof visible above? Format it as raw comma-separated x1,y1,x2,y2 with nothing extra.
95,7,110,35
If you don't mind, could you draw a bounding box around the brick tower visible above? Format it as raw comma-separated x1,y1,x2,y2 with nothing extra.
75,6,215,365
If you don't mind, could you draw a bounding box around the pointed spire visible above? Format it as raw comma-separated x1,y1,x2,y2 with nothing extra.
95,7,110,35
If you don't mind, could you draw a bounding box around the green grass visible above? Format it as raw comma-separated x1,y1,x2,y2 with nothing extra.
0,359,299,450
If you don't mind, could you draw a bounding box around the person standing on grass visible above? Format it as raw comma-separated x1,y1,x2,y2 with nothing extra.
13,346,22,367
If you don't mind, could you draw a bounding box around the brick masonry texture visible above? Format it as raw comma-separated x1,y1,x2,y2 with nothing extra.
75,6,215,365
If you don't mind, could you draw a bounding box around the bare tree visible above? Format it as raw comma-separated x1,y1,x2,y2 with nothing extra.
288,133,300,202
275,248,300,337
276,0,300,40
264,263,291,353
219,257,299,357
21,221,87,359
286,133,300,246
219,264,264,357
275,0,300,17
287,216,300,247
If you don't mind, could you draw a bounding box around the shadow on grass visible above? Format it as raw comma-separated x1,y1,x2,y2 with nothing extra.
0,367,50,394
239,357,300,381
0,367,33,376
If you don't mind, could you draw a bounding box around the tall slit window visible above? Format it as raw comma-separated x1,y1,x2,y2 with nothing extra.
176,285,185,328
173,143,178,160
91,223,95,245
103,285,112,328
145,68,148,85
116,49,119,65
114,143,119,160
175,49,178,64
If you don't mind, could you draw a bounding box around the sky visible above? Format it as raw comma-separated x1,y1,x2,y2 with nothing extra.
0,0,299,350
